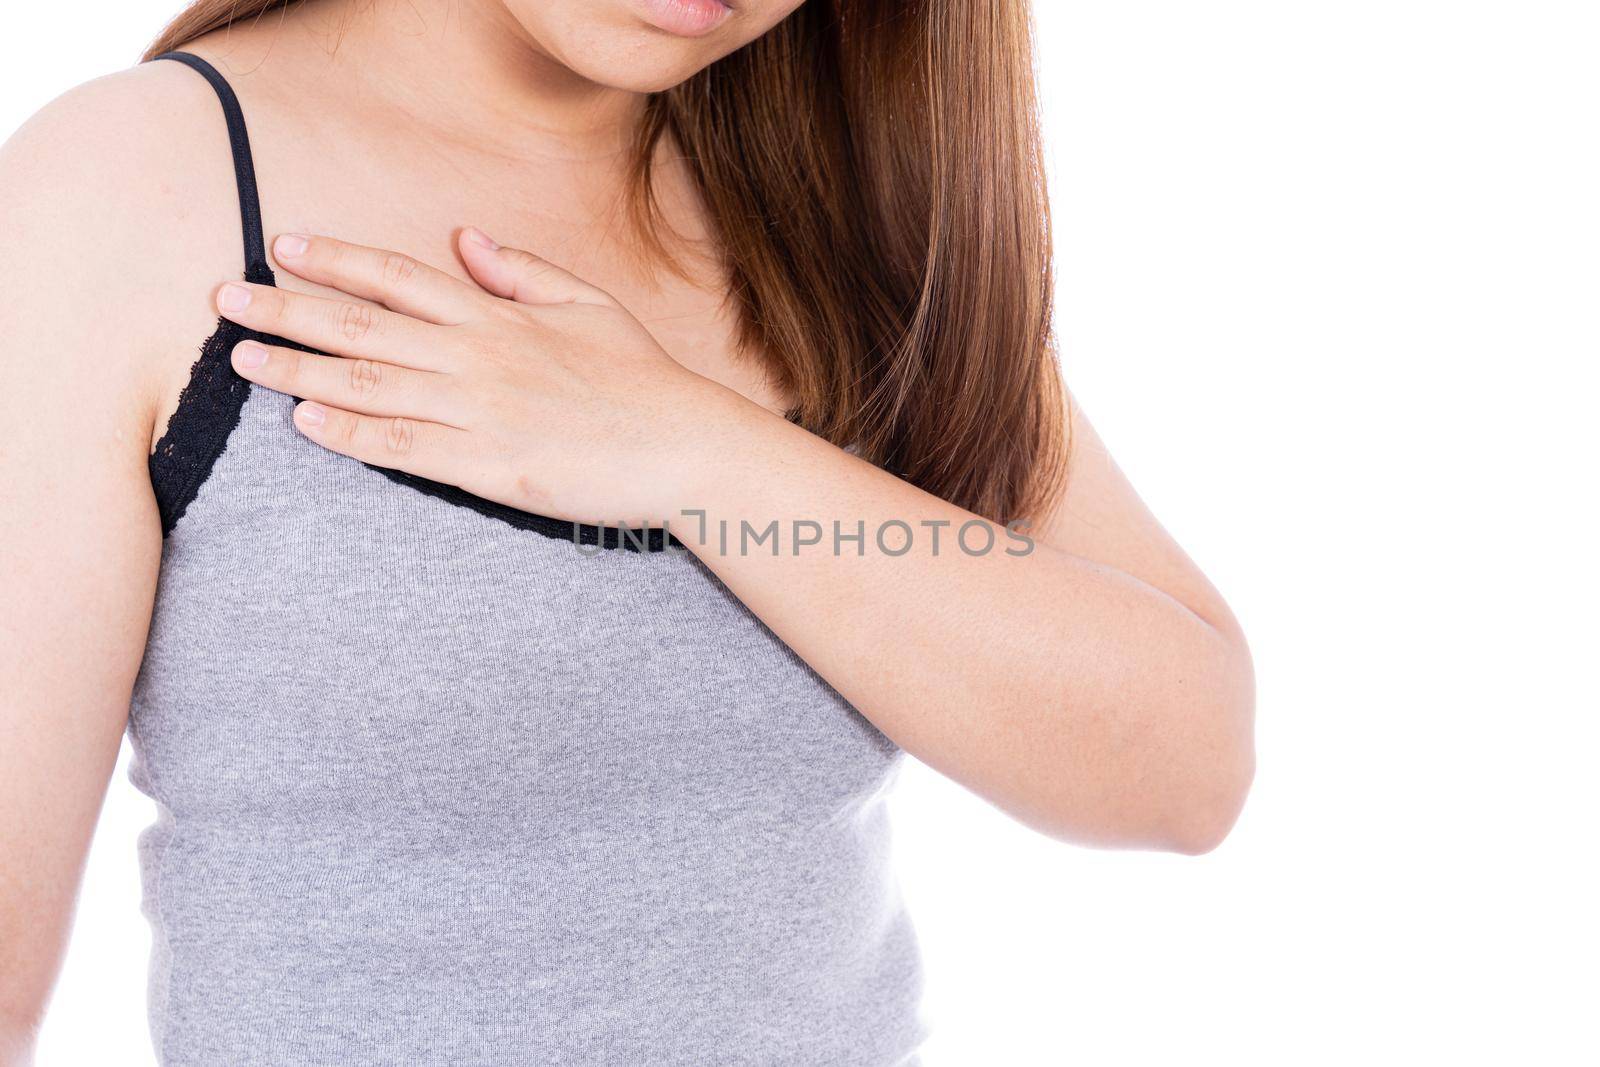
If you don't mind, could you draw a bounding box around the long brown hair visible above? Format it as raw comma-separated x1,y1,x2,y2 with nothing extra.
145,0,1066,524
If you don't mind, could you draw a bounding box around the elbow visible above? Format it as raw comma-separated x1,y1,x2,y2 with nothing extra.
0,1009,41,1067
1054,646,1256,855
1152,664,1257,855
1026,729,1255,854
1157,624,1256,855
1158,743,1255,855
1014,619,1257,854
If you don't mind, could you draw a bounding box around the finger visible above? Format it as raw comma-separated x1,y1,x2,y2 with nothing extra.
229,340,468,427
214,281,448,370
270,233,487,325
457,226,617,308
290,399,470,484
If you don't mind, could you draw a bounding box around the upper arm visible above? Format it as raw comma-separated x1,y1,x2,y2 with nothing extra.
1032,389,1246,641
0,63,228,1041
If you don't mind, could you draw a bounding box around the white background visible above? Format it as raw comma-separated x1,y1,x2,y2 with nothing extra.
5,2,1597,1063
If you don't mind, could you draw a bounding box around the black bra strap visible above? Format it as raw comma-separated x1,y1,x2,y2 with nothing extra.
153,51,275,284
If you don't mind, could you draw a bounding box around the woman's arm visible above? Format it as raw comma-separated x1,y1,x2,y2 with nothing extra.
672,390,1255,852
211,231,1256,855
0,73,200,1060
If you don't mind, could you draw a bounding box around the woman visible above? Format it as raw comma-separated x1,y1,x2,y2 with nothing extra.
0,0,1255,1063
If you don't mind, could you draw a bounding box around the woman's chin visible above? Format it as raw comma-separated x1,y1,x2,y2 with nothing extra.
506,0,766,94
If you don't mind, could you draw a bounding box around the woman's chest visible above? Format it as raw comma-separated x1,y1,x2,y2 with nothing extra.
132,384,895,831
147,179,786,461
255,154,787,412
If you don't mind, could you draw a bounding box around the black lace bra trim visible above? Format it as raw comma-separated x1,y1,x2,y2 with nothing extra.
147,312,258,537
149,50,670,552
149,312,674,553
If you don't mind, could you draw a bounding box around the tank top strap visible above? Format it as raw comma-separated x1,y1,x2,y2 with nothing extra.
152,51,276,285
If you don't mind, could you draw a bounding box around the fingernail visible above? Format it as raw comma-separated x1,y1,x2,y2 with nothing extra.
275,233,310,259
464,226,499,250
217,283,252,313
296,402,326,427
233,341,268,369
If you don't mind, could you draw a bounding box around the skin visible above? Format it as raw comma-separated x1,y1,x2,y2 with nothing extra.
0,0,1254,1058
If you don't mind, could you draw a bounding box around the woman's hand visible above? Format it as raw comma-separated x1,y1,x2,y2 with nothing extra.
215,227,749,528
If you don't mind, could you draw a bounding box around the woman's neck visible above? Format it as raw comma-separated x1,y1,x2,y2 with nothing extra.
196,0,649,160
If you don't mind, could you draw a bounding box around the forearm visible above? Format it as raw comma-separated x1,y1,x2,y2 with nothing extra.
673,395,1255,850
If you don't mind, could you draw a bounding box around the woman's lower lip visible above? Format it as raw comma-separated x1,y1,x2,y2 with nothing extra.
634,0,734,38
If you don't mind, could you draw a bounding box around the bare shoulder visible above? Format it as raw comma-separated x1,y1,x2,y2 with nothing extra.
0,59,259,445
0,57,249,266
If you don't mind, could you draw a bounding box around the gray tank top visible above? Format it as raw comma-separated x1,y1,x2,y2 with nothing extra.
127,51,927,1066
